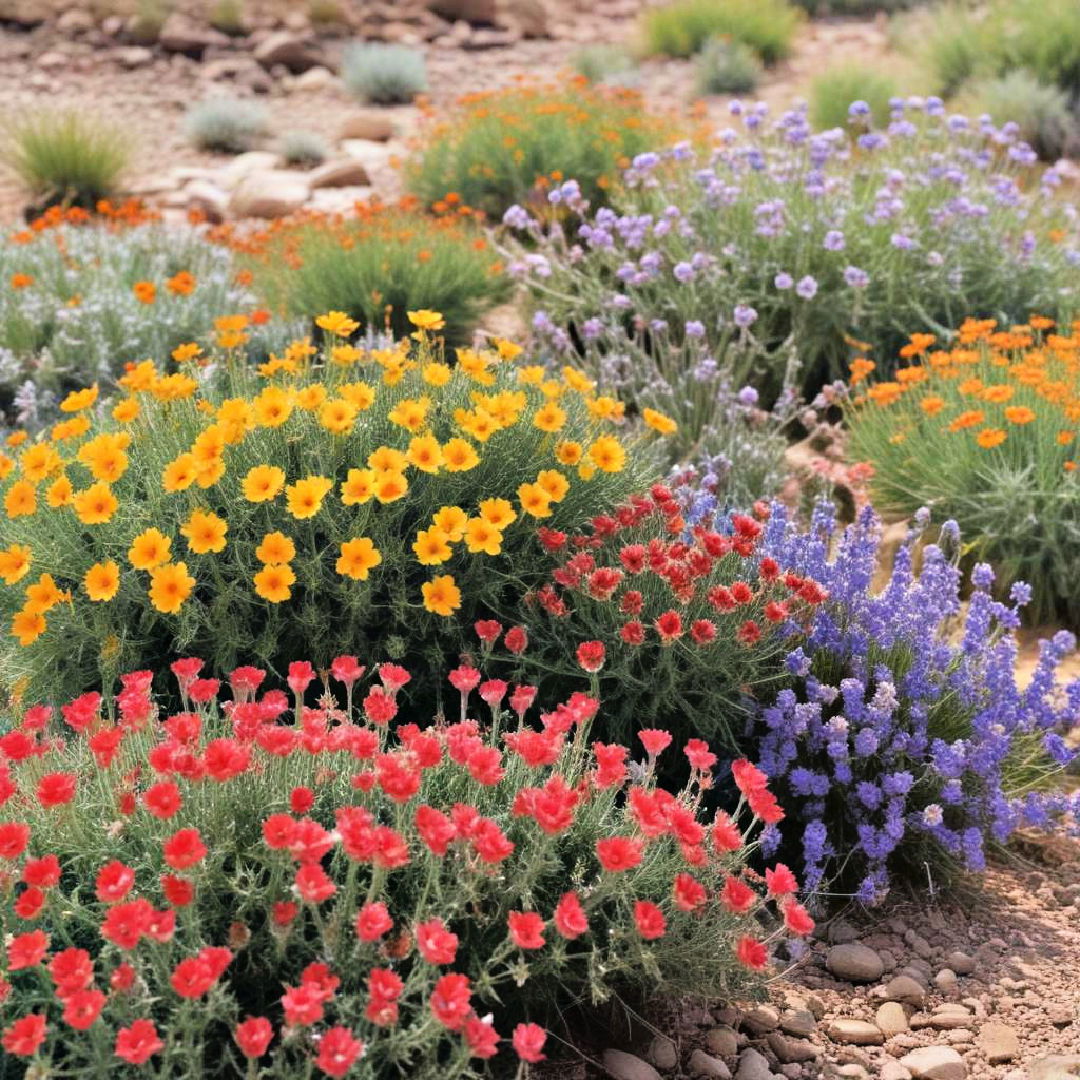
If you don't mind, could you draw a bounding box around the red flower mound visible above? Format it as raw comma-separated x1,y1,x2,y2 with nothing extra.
0,655,809,1076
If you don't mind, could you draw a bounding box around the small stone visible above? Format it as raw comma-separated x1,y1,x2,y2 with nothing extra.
741,1005,779,1035
689,1049,732,1079
36,50,69,71
646,1035,677,1071
979,1023,1020,1064
880,1063,912,1080
934,969,958,992
228,171,310,219
766,1033,817,1064
826,1020,884,1046
945,951,976,975
706,1026,738,1058
826,945,884,984
601,1049,662,1080
898,1046,967,1080
337,112,396,142
113,46,153,68
876,1002,909,1037
253,30,324,73
289,66,336,92
885,976,926,1006
828,920,861,944
734,1048,774,1080
903,930,935,961
836,1067,869,1080
1029,1055,1080,1080
1046,1003,1076,1026
779,1010,816,1039
158,14,229,55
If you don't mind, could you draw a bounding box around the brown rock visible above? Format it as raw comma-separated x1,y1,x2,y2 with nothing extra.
307,159,371,189
158,14,230,55
337,113,396,142
766,1033,817,1064
876,1002,909,1037
228,171,310,218
705,1026,738,1058
601,1050,662,1080
826,1019,884,1046
885,976,927,1006
898,1047,966,1080
827,945,884,984
688,1050,732,1078
253,31,324,73
979,1023,1020,1064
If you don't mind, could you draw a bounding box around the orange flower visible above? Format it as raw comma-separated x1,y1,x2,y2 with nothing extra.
976,428,1006,449
132,281,156,305
9,273,33,289
948,410,985,432
1003,405,1035,425
166,271,196,296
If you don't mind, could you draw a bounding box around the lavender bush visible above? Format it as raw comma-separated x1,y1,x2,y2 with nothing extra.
504,97,1080,418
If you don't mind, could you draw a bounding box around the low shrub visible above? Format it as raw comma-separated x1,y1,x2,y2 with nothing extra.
235,198,509,344
753,500,1079,902
341,43,428,106
1,111,128,211
808,65,897,130
307,0,344,26
128,0,169,44
407,80,668,220
278,130,330,168
639,0,802,64
0,656,807,1077
505,97,1080,408
184,99,268,155
0,317,666,704
209,0,246,35
846,317,1080,626
572,45,639,87
695,37,762,97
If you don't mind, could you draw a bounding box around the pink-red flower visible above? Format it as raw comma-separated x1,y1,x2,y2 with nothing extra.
633,900,666,940
235,1017,273,1059
596,835,643,873
314,1026,364,1077
508,910,546,950
513,1022,548,1062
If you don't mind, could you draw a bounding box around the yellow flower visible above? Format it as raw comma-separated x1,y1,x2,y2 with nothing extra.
254,386,293,428
0,544,33,585
172,342,203,363
338,382,376,410
368,446,407,472
517,482,552,518
119,360,158,393
286,475,333,519
976,428,1007,449
642,407,677,435
533,401,566,433
536,468,570,502
413,526,454,566
408,309,445,333
152,373,199,402
256,531,296,564
1003,405,1035,425
295,384,328,411
477,497,517,529
20,443,62,483
129,528,172,570
59,384,98,413
562,366,594,394
373,469,408,503
11,609,46,647
432,505,468,541
588,396,624,422
242,465,285,504
76,432,130,484
319,399,359,435
442,437,480,472
72,482,118,525
148,562,195,614
216,399,253,443
454,408,498,442
407,435,443,474
340,468,376,506
162,454,198,492
4,480,37,519
0,453,14,481
587,435,626,473
50,415,91,442
388,397,429,433
555,440,583,466
112,397,140,423
181,510,229,555
494,338,523,361
23,573,65,615
84,560,120,602
315,310,360,337
337,537,382,580
1056,430,1075,446
192,426,226,464
195,457,226,490
517,365,546,386
5,431,27,448
421,574,461,616
45,474,73,508
331,345,363,366
464,517,503,556
422,362,452,387
254,563,296,603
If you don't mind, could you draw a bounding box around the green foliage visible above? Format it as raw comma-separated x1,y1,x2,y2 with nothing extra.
794,0,919,11
341,43,428,106
209,0,246,35
278,130,330,168
184,98,268,154
695,36,762,96
128,0,169,43
1,111,128,210
573,44,639,86
809,64,897,130
640,0,802,64
307,0,344,25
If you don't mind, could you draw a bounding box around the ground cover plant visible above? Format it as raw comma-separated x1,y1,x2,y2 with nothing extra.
0,655,810,1078
639,0,801,64
229,198,509,345
341,43,428,106
0,313,670,705
184,98,269,155
505,96,1080,415
407,80,668,221
847,317,1080,627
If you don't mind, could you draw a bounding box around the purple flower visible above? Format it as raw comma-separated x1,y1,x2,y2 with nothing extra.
795,275,818,299
848,100,871,118
844,265,870,288
684,320,706,338
733,304,758,329
774,272,794,290
824,230,846,251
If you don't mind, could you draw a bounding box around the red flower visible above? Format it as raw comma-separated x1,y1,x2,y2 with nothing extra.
101,899,153,950
576,640,606,673
504,625,529,654
282,983,325,1026
764,600,789,622
783,900,815,936
655,610,683,642
759,556,780,580
363,686,398,726
765,863,798,897
730,581,753,604
720,876,758,914
430,973,472,1030
673,872,707,912
170,957,215,999
553,890,589,940
14,886,45,919
187,677,220,703
49,947,94,995
295,864,336,904
272,901,299,927
415,805,457,855
378,663,411,693
144,781,182,819
162,828,208,871
736,619,761,644
287,660,316,696
596,835,643,873
355,901,393,942
36,771,77,808
731,758,768,794
712,812,742,853
171,657,203,686
735,935,768,970
110,963,136,992
262,813,297,851
633,900,666,940
474,619,503,646
96,860,136,903
315,1026,364,1077
448,664,481,696
513,1022,547,1063
464,1016,500,1059
638,728,672,757
417,919,459,965
508,910,546,950
235,1017,273,1059
620,589,644,615
748,788,785,825
509,684,537,716
366,968,404,1026
62,988,105,1030
161,874,195,907
330,655,365,686
2,1014,46,1057
684,738,717,773
690,618,717,645
22,853,59,888
8,929,48,970
620,620,645,645
290,786,315,814
115,1019,163,1065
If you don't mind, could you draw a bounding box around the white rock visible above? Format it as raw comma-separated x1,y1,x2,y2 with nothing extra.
228,171,310,219
898,1046,967,1080
288,66,336,92
880,1063,912,1080
876,1001,909,1037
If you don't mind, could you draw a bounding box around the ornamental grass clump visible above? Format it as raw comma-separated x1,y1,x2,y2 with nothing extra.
639,0,801,64
0,313,668,704
407,80,667,220
506,97,1080,406
752,500,1080,904
341,43,428,106
0,655,811,1077
846,317,1080,626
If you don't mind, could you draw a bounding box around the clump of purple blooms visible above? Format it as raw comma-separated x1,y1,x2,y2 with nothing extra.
744,499,1080,904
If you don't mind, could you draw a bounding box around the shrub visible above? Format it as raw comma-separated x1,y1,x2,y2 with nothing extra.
808,65,897,130
1,111,128,211
695,37,762,96
753,500,1079,902
0,209,294,424
209,0,247,35
573,44,639,87
341,43,428,106
184,99,268,155
129,0,169,44
407,80,667,221
278,130,330,168
0,656,808,1077
0,317,666,704
794,0,918,11
308,0,345,25
505,98,1080,409
640,0,802,63
846,317,1080,626
237,198,509,345
956,72,1078,161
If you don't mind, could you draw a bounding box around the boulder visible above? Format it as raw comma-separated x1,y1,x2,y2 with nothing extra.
826,944,884,984
689,1050,732,1078
158,14,230,55
898,1046,966,1080
253,31,324,73
228,171,310,218
307,159,371,189
337,112,396,142
826,1019,884,1046
978,1023,1020,1064
601,1049,662,1080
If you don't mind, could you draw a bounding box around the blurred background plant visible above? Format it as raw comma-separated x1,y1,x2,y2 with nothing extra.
341,42,428,106
184,97,269,154
278,130,330,169
809,64,899,130
639,0,802,65
695,37,763,97
573,44,640,87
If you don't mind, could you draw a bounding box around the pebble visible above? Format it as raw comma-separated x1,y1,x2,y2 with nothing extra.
766,1033,818,1064
826,1019,884,1046
946,951,976,975
876,1002,910,1037
826,944,885,984
1029,1055,1080,1080
646,1035,678,1070
934,969,958,992
779,1010,817,1038
741,1005,780,1035
904,930,935,961
706,1026,739,1058
979,1023,1020,1064
885,976,927,1006
734,1047,775,1080
601,1049,662,1080
689,1049,732,1078
898,1046,967,1080
880,1063,913,1080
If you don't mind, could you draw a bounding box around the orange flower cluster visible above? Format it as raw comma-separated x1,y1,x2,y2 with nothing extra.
7,200,160,247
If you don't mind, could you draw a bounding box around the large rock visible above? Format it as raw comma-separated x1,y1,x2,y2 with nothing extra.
875,1002,909,1037
734,1048,774,1080
1030,1056,1080,1080
184,179,230,223
253,31,324,73
885,976,927,1006
689,1050,732,1078
158,14,229,55
308,159,371,189
601,1050,661,1080
898,1046,967,1080
338,112,396,142
826,1019,884,1046
426,0,549,36
978,1023,1020,1064
228,171,310,219
826,944,884,984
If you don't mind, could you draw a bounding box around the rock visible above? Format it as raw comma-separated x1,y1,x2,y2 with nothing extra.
184,179,230,223
288,66,336,92
898,1046,966,1080
734,1048,774,1080
875,1002,909,1037
57,8,95,33
646,1036,677,1071
307,185,373,213
253,30,323,72
1029,1056,1080,1080
689,1050,732,1079
779,1010,816,1039
36,50,69,71
827,920,861,945
826,1019,884,1046
880,1063,912,1080
836,1067,869,1080
307,158,371,189
904,931,935,961
337,112,396,142
934,969,958,992
979,1023,1020,1064
706,1026,739,1058
1046,1003,1076,1026
228,171,310,218
741,1005,779,1035
113,45,153,68
766,1033,817,1064
945,951,975,975
427,0,550,36
601,1050,662,1080
826,945,884,984
158,14,229,55
885,976,926,1006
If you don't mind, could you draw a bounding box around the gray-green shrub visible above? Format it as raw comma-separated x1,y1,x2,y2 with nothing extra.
341,43,428,106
